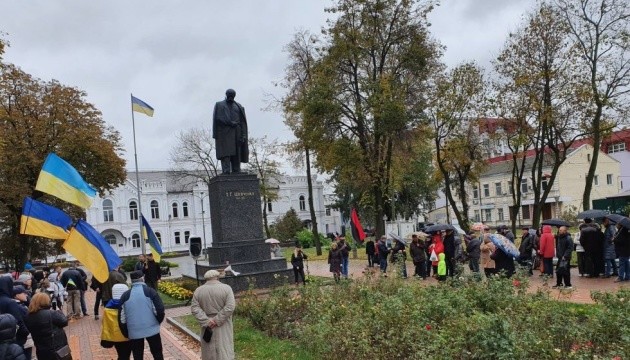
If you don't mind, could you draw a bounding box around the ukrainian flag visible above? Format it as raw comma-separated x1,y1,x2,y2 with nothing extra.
35,153,97,209
20,197,73,240
131,95,154,117
141,215,163,262
63,220,122,282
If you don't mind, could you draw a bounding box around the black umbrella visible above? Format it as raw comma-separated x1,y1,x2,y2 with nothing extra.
576,209,608,219
616,217,630,230
424,223,455,233
541,218,571,227
604,213,626,224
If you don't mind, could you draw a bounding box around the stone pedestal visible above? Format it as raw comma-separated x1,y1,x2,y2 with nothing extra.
191,173,292,291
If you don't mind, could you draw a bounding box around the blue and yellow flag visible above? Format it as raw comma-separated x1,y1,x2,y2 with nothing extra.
63,220,122,282
20,197,73,240
131,95,154,117
141,215,163,262
35,153,97,209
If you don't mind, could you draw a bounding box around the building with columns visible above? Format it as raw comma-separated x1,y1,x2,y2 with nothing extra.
86,171,342,256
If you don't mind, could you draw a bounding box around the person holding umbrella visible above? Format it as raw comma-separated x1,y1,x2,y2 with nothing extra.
409,234,427,279
602,217,618,278
553,226,573,289
613,220,630,282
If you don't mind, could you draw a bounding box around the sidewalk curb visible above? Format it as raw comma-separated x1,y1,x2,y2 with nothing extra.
167,316,200,342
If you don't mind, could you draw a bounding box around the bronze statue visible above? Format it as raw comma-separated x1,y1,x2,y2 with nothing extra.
212,89,249,174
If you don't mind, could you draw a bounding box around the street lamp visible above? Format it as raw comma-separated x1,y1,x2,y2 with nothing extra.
191,191,209,261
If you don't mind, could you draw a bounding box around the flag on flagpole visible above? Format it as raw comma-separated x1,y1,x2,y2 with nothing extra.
141,215,163,262
20,197,73,239
63,220,122,282
131,95,154,117
350,208,366,243
35,153,97,209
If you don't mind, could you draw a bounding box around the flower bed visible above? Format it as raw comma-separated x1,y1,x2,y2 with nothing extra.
158,280,193,300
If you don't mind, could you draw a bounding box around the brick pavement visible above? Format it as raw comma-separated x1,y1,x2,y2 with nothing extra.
67,259,628,359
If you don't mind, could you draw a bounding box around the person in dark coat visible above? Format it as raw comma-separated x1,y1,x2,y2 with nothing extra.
102,266,128,305
90,276,103,320
390,239,407,278
443,230,456,277
465,234,481,274
0,314,27,360
212,88,249,174
580,219,605,277
613,225,630,282
328,243,343,282
0,277,29,352
60,265,84,319
409,235,427,279
602,218,618,277
143,253,162,290
24,293,69,360
377,236,390,276
553,226,573,288
365,238,376,268
517,227,534,275
290,245,308,285
491,247,515,278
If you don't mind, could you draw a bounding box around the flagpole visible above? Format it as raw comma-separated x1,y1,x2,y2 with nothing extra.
131,93,146,256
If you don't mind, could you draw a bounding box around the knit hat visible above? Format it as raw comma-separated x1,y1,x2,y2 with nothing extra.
112,284,128,300
17,274,31,283
24,263,34,271
130,270,144,281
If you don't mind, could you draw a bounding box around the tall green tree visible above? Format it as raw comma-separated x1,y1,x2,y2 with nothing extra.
291,0,441,237
0,61,126,267
556,0,630,210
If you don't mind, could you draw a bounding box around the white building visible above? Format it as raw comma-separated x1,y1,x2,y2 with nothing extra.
86,171,341,256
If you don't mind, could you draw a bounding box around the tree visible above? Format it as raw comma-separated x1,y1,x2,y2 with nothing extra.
289,0,441,237
427,62,489,232
169,127,220,191
0,62,126,267
271,208,304,242
246,136,283,238
556,0,630,210
493,2,590,228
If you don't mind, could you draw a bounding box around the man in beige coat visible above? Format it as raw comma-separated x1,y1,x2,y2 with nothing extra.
191,270,236,360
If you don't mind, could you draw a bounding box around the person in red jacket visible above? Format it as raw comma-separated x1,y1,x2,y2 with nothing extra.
429,233,444,277
538,225,555,276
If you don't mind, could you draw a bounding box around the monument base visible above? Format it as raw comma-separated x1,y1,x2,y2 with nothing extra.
187,265,293,292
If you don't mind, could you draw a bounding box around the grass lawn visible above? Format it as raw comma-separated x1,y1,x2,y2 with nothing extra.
158,291,187,307
176,314,316,360
283,246,369,261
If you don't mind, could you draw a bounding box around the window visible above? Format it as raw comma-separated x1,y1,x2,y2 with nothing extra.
325,207,331,216
129,201,138,221
607,174,613,185
483,184,490,197
151,200,160,219
484,209,492,222
299,195,306,211
103,199,114,222
594,175,599,186
495,182,502,196
174,231,181,244
267,200,273,212
521,205,531,220
508,181,513,195
608,142,626,153
473,210,480,222
172,202,179,218
132,234,140,248
498,208,505,221
472,186,479,199
542,179,548,191
521,179,528,193
105,234,117,245
587,153,591,162
182,202,189,217
155,232,162,244
184,231,190,244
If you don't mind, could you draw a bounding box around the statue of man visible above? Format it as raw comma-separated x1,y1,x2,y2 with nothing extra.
212,89,249,174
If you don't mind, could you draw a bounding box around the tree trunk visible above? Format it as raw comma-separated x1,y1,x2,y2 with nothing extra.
262,193,271,238
305,147,322,256
583,106,602,211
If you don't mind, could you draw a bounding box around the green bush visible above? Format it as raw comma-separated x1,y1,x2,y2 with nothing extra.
121,257,137,272
237,275,630,359
295,229,330,249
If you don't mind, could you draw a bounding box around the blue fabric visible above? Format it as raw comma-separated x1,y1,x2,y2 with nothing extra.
123,284,160,339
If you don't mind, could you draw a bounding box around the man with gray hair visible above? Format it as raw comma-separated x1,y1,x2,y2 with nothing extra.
191,269,236,360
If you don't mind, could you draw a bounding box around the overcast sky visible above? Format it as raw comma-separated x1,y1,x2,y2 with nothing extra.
1,0,534,173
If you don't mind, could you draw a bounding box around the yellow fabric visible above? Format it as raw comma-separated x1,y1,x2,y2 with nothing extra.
20,216,68,239
35,170,94,208
101,308,127,342
63,227,110,283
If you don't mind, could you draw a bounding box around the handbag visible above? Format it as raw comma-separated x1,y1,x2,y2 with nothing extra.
49,311,72,360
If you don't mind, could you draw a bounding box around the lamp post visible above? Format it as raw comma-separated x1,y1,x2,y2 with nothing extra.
191,191,209,260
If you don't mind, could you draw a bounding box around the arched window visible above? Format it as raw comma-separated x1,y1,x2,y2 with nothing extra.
155,232,162,244
129,201,138,221
172,202,179,218
299,195,306,211
103,199,114,222
182,202,189,217
131,234,140,248
105,234,117,245
151,200,160,219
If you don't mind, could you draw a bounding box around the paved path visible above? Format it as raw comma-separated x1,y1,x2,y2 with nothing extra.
68,258,628,359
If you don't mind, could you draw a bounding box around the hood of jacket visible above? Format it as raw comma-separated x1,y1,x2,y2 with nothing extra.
438,253,445,261
542,225,552,234
0,313,17,341
0,276,13,298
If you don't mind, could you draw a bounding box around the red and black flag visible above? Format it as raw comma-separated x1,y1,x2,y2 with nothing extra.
350,208,366,243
